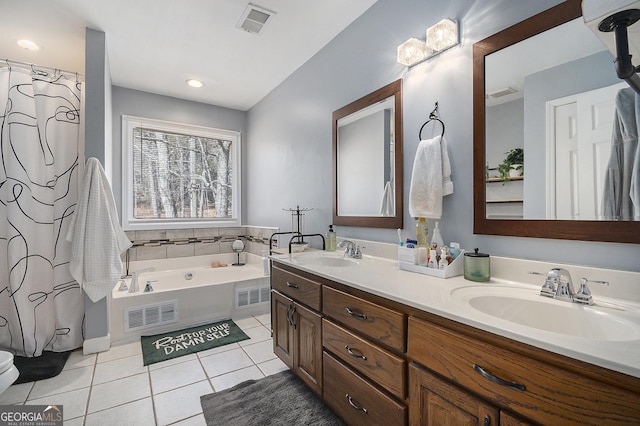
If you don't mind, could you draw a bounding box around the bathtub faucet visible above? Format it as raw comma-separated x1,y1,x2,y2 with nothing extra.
129,267,155,293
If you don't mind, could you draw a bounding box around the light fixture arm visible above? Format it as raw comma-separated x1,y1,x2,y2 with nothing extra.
598,9,640,93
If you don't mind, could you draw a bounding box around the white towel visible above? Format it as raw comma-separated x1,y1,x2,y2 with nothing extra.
409,135,453,219
380,180,395,216
66,158,132,302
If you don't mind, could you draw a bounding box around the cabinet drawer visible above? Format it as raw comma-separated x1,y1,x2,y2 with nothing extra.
323,286,405,351
323,351,406,426
322,318,405,399
408,317,640,426
271,266,321,311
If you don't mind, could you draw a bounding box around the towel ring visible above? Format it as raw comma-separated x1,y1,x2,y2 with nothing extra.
419,102,446,140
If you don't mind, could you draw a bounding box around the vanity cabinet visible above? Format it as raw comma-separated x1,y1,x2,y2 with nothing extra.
271,265,323,395
407,316,640,425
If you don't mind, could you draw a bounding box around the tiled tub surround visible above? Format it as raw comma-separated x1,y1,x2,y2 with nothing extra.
123,226,278,262
111,253,270,343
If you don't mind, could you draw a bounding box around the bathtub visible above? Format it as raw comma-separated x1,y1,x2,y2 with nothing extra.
110,253,270,343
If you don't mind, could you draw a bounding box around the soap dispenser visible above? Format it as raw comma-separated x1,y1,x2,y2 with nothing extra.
326,225,336,251
431,221,444,248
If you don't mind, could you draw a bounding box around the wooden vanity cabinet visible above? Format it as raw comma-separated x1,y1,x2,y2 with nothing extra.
407,316,640,425
271,265,323,395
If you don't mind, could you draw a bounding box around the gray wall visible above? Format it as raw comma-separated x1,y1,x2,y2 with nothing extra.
110,87,247,221
245,0,640,271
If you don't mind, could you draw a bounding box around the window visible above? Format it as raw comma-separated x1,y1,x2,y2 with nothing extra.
122,115,241,229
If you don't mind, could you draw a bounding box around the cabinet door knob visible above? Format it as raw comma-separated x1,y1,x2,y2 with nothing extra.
473,364,526,391
345,307,367,320
345,394,368,413
345,345,367,360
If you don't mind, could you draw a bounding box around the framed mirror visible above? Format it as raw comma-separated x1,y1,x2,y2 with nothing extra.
333,79,403,228
473,0,640,243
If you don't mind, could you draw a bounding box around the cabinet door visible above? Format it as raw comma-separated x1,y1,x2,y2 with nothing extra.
409,363,498,426
500,411,535,426
293,301,323,395
271,290,294,368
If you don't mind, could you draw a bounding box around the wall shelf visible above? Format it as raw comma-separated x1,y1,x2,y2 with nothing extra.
486,199,523,204
486,176,524,183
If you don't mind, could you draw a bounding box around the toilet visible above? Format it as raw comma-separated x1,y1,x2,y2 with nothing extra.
0,351,19,394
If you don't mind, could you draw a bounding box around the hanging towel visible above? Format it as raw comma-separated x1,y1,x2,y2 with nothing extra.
380,180,395,216
601,88,640,220
66,158,132,302
409,135,453,219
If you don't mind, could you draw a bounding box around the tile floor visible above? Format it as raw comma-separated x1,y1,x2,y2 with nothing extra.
0,314,288,425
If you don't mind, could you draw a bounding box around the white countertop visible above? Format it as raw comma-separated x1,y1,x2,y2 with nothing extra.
271,251,640,379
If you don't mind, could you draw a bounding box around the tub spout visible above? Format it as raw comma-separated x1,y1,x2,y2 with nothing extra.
130,267,155,293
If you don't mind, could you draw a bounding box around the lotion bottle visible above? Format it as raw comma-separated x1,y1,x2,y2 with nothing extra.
428,249,438,268
326,225,336,251
431,221,444,248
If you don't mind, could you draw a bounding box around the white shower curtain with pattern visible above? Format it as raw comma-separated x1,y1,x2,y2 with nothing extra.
0,66,84,357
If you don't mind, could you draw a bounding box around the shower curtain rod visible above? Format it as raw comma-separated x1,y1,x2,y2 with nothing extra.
1,57,85,80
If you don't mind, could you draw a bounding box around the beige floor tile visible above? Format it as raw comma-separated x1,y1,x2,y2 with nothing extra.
85,397,155,426
30,366,93,400
199,347,254,378
150,359,207,394
93,353,148,385
254,313,271,326
233,316,261,329
0,382,34,405
96,341,142,364
210,365,264,392
172,413,207,426
242,339,276,364
26,387,89,421
238,325,271,345
148,353,197,371
257,357,289,377
87,373,150,414
64,350,97,371
153,380,212,426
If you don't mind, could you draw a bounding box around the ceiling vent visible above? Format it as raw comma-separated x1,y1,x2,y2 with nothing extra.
487,87,519,98
237,3,276,35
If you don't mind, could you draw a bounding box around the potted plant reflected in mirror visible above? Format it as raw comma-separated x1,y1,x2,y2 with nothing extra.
497,148,523,183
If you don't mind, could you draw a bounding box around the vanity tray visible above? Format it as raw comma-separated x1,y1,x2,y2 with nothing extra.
398,247,464,279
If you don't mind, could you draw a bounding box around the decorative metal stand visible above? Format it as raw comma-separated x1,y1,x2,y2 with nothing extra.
283,205,313,244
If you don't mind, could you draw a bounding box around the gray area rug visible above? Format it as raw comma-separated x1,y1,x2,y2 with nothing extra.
200,370,345,425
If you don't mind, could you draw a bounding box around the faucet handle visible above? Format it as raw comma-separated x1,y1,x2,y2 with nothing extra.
529,271,556,297
573,278,609,305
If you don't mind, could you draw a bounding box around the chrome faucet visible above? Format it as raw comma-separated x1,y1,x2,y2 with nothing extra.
534,268,608,305
338,240,362,259
144,280,157,293
129,267,155,293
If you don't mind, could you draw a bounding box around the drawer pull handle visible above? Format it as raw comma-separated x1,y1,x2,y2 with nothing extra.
286,282,298,289
473,364,526,392
345,345,367,360
484,415,491,426
345,394,368,413
345,307,367,320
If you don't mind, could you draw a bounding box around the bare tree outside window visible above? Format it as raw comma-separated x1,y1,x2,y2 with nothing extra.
132,127,233,219
121,115,241,229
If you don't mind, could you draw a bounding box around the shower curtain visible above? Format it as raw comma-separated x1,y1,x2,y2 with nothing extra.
0,66,84,357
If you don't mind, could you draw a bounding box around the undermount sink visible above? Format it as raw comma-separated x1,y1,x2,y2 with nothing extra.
451,285,640,341
293,255,357,268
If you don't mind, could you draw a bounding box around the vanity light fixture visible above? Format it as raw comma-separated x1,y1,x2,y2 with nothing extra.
17,39,41,51
425,18,459,52
397,38,430,67
397,18,460,67
186,79,204,88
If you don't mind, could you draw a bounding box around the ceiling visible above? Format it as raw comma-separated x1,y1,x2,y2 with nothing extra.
0,0,378,111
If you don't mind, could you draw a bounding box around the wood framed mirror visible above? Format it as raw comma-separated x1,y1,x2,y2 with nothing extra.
333,79,403,228
473,0,640,243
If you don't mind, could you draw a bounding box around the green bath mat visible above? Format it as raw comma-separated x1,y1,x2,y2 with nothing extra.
141,319,250,366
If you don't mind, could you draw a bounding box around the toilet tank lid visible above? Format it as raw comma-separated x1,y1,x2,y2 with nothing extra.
0,351,14,373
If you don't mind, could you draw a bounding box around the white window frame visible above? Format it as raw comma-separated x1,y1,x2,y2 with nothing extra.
121,115,241,230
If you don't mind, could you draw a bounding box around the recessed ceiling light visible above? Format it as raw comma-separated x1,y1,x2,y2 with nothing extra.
17,39,41,51
186,79,204,88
